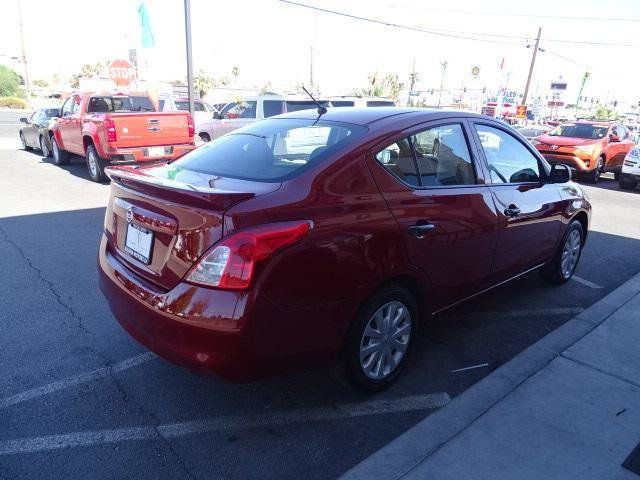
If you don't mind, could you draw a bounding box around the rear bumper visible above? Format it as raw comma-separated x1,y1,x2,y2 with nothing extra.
98,235,340,381
105,143,195,163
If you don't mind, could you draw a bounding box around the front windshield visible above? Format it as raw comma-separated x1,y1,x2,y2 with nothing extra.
170,118,367,182
549,123,608,139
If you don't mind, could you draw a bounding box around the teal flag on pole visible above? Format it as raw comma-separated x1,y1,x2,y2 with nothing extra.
138,2,155,48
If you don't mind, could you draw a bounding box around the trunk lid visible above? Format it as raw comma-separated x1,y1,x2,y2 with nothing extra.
108,112,191,148
104,163,280,290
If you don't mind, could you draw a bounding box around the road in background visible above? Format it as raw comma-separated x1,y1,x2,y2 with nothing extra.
1,114,639,479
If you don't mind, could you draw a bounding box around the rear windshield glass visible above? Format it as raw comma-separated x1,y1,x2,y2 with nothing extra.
87,95,155,113
285,100,330,112
366,101,395,107
170,119,367,182
331,101,355,107
549,124,608,139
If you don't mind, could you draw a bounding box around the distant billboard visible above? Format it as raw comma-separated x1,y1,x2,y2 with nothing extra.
550,82,567,91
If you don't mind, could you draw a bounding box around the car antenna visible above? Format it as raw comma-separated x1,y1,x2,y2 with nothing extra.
302,86,327,116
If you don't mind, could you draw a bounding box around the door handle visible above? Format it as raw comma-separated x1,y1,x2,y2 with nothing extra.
408,223,436,237
504,204,521,217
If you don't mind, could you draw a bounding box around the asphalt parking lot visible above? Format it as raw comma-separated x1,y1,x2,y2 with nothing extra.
1,110,640,480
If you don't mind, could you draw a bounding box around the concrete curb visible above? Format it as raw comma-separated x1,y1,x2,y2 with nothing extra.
340,272,640,480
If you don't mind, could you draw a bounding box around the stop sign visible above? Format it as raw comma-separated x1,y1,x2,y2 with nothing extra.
108,59,137,87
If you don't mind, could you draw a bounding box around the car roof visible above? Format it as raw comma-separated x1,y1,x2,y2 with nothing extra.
328,96,394,102
275,107,485,126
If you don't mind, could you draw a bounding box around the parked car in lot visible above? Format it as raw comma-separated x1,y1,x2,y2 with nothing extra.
158,95,218,129
49,92,195,182
514,124,550,142
99,108,590,391
18,107,61,157
619,146,640,190
328,96,396,107
532,121,635,183
197,93,330,142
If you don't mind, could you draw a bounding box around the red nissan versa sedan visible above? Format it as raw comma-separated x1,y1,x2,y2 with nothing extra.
99,108,591,391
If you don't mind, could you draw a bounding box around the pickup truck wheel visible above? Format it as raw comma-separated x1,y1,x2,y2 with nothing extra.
199,132,211,142
39,136,51,157
619,174,637,191
86,145,107,182
539,220,584,285
52,137,69,165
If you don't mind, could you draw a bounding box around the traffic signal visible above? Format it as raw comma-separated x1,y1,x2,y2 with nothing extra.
613,100,618,107
482,87,486,93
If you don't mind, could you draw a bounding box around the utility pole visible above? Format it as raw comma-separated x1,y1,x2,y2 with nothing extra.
184,0,195,116
310,46,314,88
437,61,447,109
407,57,417,107
522,27,541,106
16,0,31,102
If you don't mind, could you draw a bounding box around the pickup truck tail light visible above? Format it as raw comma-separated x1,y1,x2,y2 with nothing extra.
185,221,312,290
187,113,195,138
104,118,117,142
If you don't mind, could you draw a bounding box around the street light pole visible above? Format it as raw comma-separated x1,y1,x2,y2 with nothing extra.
437,61,447,108
16,0,31,102
184,0,195,117
522,27,541,106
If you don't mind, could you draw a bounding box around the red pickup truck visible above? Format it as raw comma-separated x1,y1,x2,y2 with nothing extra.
49,92,195,182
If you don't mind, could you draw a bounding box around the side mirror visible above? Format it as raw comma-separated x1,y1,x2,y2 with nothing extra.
19,117,28,123
610,134,621,142
549,164,571,183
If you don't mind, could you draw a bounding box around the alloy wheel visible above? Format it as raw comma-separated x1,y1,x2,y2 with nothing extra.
561,229,581,278
88,151,98,177
20,133,26,149
359,301,411,380
40,137,49,157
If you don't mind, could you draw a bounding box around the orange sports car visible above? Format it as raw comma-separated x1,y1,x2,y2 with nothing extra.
532,121,635,183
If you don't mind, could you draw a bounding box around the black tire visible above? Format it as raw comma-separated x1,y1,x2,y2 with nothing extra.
86,144,108,182
539,220,584,285
19,132,32,151
582,157,603,183
343,285,418,392
39,135,51,157
619,174,637,191
613,170,621,181
51,137,70,165
199,132,211,142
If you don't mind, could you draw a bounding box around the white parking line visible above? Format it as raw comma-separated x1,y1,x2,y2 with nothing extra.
0,352,155,410
0,393,450,455
470,307,584,319
571,275,604,289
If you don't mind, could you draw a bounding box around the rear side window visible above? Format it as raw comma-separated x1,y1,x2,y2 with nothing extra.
227,101,257,119
171,119,367,182
263,100,284,118
285,100,329,112
375,139,419,187
411,124,475,186
475,124,540,184
129,96,155,111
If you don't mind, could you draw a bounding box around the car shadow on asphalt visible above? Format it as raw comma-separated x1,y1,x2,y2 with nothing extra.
35,152,101,183
576,173,640,194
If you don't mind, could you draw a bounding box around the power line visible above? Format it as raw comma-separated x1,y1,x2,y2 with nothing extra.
387,4,640,22
278,0,522,46
280,1,640,49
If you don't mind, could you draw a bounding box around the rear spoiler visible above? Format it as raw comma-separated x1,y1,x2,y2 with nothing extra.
105,166,255,210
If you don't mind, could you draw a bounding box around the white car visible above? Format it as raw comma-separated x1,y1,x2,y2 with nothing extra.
619,146,640,190
197,93,330,142
328,96,395,107
158,95,218,130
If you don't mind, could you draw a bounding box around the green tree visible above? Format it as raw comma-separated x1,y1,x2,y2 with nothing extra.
69,62,106,89
590,105,622,121
193,70,215,98
33,79,49,88
0,64,21,97
231,66,239,83
352,72,404,103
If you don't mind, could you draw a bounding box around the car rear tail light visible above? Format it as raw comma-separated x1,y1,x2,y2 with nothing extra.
187,113,195,138
186,221,312,290
104,118,117,142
